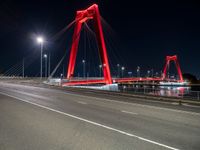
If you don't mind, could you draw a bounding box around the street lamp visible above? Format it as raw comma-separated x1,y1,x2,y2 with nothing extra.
99,64,102,77
128,71,132,77
121,66,125,77
155,72,158,77
117,64,120,77
60,73,63,79
37,36,44,79
147,70,150,77
82,59,86,78
137,66,140,77
44,54,47,78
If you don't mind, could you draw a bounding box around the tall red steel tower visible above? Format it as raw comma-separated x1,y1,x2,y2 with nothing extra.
66,4,112,84
162,55,183,82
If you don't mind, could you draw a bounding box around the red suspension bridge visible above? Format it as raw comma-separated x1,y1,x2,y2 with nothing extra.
62,4,184,86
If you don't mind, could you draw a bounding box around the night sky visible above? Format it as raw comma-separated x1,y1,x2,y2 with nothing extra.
0,0,200,78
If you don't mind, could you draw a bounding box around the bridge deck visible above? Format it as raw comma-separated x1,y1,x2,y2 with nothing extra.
61,77,179,86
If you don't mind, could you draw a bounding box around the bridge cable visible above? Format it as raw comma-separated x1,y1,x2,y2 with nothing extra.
48,23,83,80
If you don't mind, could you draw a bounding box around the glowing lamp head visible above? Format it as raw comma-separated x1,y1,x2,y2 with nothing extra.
44,54,47,58
37,37,44,43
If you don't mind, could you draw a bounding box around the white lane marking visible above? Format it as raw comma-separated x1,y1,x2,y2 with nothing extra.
171,102,179,105
59,91,200,116
77,101,87,105
0,91,179,150
121,110,138,115
181,103,200,108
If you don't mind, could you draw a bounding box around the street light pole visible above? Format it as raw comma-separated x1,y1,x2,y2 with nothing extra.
82,60,86,78
37,37,44,80
137,66,140,77
44,54,47,78
99,64,102,77
147,70,150,77
121,66,125,78
40,43,43,79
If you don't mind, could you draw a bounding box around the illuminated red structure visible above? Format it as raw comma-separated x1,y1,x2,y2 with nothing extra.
63,54,184,86
66,4,112,84
162,55,183,82
63,4,184,86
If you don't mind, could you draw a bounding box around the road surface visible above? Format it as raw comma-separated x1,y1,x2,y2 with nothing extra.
0,82,200,150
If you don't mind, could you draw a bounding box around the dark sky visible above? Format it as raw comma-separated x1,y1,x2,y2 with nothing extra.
0,0,200,78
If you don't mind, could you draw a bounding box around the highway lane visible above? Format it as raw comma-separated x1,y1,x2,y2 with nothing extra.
0,82,200,150
1,94,162,150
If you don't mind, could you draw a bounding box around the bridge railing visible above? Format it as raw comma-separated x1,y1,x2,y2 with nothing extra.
119,86,200,101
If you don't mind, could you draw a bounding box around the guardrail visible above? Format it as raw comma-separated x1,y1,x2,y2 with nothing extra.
52,85,200,106
120,86,200,101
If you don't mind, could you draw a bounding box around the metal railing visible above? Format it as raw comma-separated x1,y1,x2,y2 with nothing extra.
119,86,200,101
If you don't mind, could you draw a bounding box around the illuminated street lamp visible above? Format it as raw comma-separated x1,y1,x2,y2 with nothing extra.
155,72,158,77
128,71,132,77
37,36,44,79
147,70,150,77
37,37,43,43
99,64,102,77
137,66,140,77
44,54,47,78
121,66,125,77
82,59,86,78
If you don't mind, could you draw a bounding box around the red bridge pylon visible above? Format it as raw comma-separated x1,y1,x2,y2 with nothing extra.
162,55,183,82
66,4,112,85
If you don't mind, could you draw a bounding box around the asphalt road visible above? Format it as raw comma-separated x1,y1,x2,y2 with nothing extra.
0,82,200,150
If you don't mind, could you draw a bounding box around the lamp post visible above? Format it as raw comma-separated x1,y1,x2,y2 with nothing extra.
121,66,125,77
99,64,102,77
137,66,140,77
44,54,47,78
155,72,158,77
128,71,132,77
147,70,150,77
37,36,44,79
82,59,86,78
